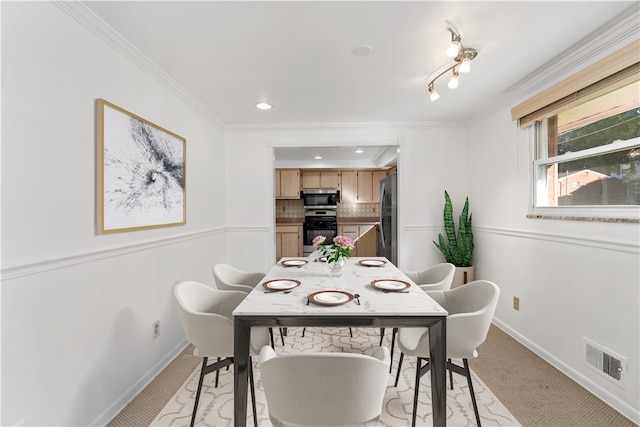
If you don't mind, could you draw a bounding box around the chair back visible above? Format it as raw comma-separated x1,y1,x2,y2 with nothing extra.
427,280,500,359
405,263,456,291
259,346,391,426
174,281,248,357
213,264,265,293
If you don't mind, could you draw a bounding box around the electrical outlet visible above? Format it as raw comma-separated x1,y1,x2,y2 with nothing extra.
513,296,520,311
153,321,160,339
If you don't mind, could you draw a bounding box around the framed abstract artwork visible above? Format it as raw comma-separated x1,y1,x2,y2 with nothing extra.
96,99,186,233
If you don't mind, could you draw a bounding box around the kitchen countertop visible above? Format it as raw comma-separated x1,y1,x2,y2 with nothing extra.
338,217,379,224
275,217,379,224
276,218,304,224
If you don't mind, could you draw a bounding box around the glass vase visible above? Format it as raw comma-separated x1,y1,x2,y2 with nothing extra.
327,257,346,276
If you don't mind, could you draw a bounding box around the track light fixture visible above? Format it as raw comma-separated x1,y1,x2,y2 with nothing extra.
427,26,478,101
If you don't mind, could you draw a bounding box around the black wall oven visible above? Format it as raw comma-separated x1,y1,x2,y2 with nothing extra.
302,190,339,209
303,209,338,256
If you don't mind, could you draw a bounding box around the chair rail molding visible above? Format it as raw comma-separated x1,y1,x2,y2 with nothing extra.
475,225,640,254
404,225,638,254
1,228,225,280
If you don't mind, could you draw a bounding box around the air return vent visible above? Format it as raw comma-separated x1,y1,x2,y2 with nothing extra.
584,338,625,382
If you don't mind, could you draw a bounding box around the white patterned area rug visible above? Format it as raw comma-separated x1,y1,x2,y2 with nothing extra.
151,327,520,427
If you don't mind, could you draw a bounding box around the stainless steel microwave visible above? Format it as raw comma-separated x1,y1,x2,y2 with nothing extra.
301,190,339,209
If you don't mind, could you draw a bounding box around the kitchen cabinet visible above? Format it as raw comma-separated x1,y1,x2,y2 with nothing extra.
371,170,388,203
301,170,340,190
357,171,374,202
275,169,301,199
340,170,358,203
339,224,378,257
276,224,303,259
340,169,387,203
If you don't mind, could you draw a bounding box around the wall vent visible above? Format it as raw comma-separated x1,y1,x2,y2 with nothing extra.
584,338,625,382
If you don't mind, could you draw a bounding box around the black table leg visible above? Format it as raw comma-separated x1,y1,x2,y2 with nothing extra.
429,318,447,427
234,318,250,427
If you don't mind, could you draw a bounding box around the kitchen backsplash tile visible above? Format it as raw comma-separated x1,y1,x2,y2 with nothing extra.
338,202,379,217
275,199,304,218
275,199,378,218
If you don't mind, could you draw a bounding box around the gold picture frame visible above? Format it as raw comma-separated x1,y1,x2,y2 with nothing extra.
96,99,186,233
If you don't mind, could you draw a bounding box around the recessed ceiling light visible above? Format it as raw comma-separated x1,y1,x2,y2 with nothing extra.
355,148,364,154
351,45,373,56
314,156,322,160
256,102,272,110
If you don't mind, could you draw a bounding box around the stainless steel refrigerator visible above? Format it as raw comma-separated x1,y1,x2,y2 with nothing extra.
378,174,397,265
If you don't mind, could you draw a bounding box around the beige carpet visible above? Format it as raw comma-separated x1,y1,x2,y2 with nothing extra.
469,326,637,427
150,327,519,427
108,325,636,427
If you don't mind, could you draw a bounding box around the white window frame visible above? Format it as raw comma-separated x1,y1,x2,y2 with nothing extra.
513,41,640,222
529,124,640,221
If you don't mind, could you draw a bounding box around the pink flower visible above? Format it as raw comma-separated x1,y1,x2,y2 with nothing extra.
333,235,355,250
312,235,327,247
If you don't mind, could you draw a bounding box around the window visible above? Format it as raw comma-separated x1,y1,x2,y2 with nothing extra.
534,81,640,209
512,41,640,221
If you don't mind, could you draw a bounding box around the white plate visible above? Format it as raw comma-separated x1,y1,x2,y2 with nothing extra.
263,280,300,290
315,292,348,303
359,259,386,267
310,290,354,306
281,259,308,267
371,279,410,291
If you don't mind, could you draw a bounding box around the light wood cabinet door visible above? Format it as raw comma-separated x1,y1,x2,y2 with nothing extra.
276,169,300,199
339,225,359,241
356,170,374,202
355,224,378,257
276,225,302,259
339,224,378,257
340,171,357,203
301,170,341,190
301,171,321,189
371,170,388,204
320,171,340,189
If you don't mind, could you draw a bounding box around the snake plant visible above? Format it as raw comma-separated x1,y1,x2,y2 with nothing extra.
433,191,474,267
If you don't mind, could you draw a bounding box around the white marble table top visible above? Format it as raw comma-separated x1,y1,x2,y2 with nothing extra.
233,257,447,318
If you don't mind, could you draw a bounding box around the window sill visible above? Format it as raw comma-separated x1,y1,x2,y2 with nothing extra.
527,214,639,223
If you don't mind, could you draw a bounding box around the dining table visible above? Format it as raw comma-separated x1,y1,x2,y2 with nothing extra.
233,256,449,427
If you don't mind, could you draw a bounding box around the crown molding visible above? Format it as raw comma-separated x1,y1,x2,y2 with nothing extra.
471,4,640,125
54,1,227,128
225,120,465,131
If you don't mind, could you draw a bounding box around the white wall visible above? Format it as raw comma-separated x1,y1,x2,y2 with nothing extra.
467,72,640,424
224,124,470,273
1,3,227,425
2,1,638,426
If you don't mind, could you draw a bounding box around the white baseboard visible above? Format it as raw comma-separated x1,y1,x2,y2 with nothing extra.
492,318,639,425
91,339,190,427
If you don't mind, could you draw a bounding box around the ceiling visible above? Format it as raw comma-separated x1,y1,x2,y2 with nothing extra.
83,1,636,166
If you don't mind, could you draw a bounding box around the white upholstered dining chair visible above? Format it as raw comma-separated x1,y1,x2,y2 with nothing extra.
379,262,456,369
174,281,269,427
393,280,500,427
212,263,266,293
259,345,391,426
404,262,456,292
213,263,285,346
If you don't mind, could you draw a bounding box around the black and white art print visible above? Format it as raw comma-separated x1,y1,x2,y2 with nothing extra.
97,99,186,233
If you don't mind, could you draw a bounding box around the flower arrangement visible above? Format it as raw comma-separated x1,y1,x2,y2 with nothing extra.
312,235,355,263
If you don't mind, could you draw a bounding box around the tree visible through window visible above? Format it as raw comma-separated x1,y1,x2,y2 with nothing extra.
535,80,640,209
